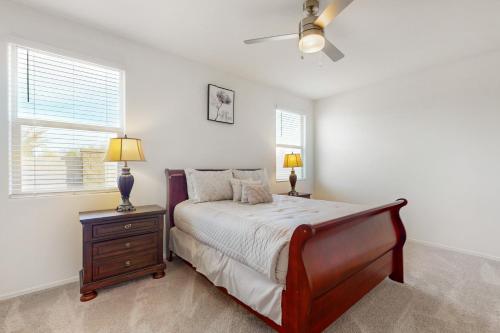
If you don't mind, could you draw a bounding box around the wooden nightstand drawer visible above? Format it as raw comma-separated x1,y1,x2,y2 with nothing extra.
92,250,158,280
92,217,158,239
92,233,158,259
79,205,166,302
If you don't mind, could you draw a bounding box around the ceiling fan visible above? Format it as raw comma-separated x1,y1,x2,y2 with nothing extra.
244,0,353,62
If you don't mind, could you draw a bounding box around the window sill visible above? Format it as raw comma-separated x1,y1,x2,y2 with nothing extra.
9,188,119,199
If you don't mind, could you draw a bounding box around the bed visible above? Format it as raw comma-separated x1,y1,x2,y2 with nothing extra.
165,169,407,333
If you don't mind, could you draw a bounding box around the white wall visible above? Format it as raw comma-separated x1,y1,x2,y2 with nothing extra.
315,50,500,260
0,0,314,298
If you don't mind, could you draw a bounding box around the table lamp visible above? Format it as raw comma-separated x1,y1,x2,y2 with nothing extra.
104,135,145,212
283,152,303,196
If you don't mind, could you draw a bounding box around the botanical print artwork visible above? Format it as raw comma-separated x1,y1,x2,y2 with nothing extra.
207,84,235,124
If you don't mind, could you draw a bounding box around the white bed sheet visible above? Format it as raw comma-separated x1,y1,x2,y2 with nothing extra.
170,227,284,325
173,195,370,284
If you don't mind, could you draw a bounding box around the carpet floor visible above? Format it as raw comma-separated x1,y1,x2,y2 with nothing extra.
1,241,499,333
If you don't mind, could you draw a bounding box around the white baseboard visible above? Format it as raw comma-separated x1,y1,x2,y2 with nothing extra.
0,275,79,301
408,238,500,262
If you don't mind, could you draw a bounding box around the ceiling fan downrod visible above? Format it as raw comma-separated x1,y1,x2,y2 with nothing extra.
303,0,320,16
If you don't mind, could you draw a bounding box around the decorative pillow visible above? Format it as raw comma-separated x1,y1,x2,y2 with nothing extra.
230,179,260,202
244,184,273,205
232,169,270,192
190,170,233,203
241,181,265,203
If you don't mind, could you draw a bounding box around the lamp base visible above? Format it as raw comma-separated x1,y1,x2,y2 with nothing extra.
117,166,136,212
288,169,298,196
117,200,136,212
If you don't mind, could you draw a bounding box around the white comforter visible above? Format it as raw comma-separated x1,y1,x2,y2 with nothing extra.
174,195,371,283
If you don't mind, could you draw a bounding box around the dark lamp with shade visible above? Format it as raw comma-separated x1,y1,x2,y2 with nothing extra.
104,135,145,212
283,153,303,196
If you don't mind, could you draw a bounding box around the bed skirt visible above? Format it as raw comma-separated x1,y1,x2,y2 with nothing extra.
170,227,284,324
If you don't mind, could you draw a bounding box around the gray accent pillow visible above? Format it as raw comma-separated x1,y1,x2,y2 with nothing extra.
231,179,260,202
244,184,273,205
241,181,264,203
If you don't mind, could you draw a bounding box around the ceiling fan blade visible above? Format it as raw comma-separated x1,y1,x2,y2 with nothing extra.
323,39,344,62
244,33,299,44
314,0,354,29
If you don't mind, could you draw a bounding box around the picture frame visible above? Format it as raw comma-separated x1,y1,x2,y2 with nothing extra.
207,84,235,124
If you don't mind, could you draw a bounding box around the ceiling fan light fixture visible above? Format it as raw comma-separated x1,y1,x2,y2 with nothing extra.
298,29,325,53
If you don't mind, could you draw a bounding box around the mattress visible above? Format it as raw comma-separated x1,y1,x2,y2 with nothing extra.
173,194,370,284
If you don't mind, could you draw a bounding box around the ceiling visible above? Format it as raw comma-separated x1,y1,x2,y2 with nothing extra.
11,0,500,100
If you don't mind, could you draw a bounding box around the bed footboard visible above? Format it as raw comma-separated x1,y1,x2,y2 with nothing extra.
282,199,407,333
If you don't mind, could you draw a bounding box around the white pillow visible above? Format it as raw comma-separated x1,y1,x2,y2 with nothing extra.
232,169,270,191
190,170,233,203
230,179,260,202
184,168,197,200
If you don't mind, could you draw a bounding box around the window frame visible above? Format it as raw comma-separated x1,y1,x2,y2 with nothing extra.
8,42,126,197
275,109,306,182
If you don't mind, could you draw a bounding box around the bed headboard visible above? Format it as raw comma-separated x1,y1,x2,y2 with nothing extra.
164,168,261,227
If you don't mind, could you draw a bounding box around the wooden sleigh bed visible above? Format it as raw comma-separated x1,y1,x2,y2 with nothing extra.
165,169,407,333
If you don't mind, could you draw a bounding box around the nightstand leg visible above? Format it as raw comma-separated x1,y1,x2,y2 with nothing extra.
153,271,165,279
167,250,173,262
80,290,97,302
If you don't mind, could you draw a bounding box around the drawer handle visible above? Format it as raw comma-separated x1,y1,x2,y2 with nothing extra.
124,224,132,230
124,260,131,267
125,242,131,248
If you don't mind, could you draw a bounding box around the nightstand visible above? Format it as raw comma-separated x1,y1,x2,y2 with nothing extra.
79,205,166,302
280,193,311,199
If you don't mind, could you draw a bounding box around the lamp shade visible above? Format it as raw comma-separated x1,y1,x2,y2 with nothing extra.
104,136,145,162
283,153,303,168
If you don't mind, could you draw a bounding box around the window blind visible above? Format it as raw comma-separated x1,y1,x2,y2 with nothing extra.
276,110,305,181
9,45,124,195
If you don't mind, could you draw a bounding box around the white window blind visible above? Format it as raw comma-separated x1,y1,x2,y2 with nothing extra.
276,109,305,181
9,45,124,196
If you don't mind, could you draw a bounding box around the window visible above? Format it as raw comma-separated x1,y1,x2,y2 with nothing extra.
276,109,305,181
9,44,124,195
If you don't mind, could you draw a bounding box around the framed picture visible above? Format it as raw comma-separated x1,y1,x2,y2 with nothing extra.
207,84,235,124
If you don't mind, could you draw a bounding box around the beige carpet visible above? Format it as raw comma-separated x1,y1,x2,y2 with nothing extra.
1,242,499,333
